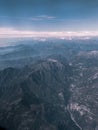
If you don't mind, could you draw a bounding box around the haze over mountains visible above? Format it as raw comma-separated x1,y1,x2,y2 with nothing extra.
0,38,98,130
1,29,98,39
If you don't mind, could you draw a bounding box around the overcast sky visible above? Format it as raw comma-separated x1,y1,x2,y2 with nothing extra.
0,0,98,31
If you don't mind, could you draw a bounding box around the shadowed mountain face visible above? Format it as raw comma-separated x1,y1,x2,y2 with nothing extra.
0,55,80,130
0,38,98,130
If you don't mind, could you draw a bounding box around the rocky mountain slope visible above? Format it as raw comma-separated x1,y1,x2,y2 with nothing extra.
0,56,80,130
0,39,98,130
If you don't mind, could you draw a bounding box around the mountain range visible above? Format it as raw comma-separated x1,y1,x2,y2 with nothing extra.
0,38,98,130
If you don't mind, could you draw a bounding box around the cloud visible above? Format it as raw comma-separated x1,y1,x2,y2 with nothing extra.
0,27,98,38
37,15,56,19
31,15,56,21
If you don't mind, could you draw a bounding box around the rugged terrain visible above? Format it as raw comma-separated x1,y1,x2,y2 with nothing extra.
0,38,98,130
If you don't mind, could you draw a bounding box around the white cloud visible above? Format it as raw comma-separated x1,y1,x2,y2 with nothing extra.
37,15,56,19
31,15,56,21
0,27,98,38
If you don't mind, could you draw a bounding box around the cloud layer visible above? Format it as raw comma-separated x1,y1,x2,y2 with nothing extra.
0,28,98,38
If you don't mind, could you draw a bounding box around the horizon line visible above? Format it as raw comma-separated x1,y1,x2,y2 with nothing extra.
0,28,98,38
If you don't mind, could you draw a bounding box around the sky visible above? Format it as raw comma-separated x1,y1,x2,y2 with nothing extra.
0,0,98,32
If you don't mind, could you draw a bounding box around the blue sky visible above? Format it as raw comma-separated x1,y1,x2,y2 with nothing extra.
0,0,98,31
